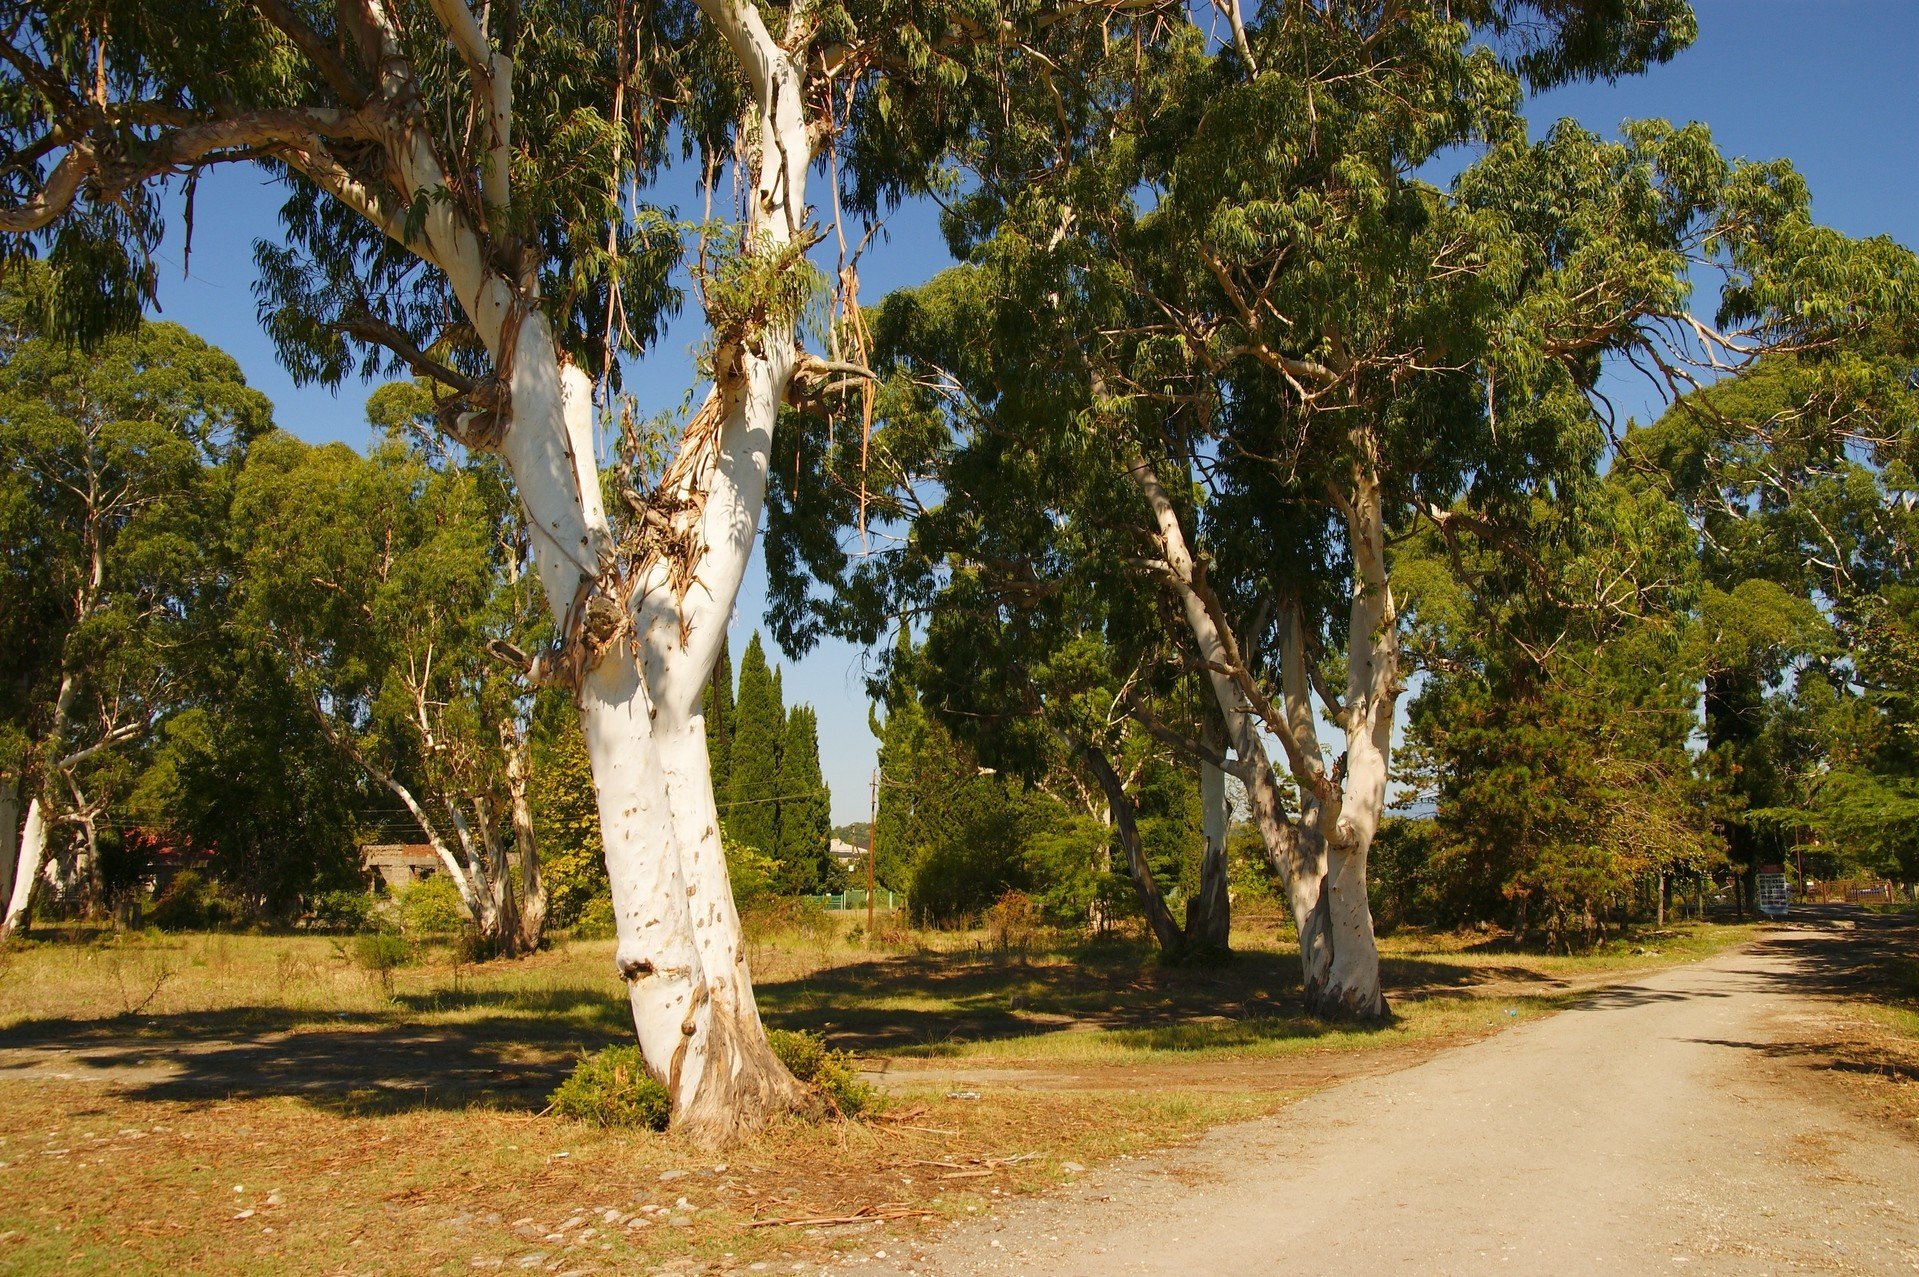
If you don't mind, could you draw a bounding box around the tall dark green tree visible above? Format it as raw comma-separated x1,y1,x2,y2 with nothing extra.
1401,472,1724,945
774,706,835,894
703,640,735,804
724,634,784,858
1626,349,1919,891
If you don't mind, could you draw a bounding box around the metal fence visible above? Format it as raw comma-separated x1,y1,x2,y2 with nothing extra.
804,888,902,912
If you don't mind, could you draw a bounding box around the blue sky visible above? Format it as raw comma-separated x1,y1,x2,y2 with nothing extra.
141,1,1919,822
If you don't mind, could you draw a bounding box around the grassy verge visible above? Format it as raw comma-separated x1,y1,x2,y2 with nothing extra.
0,915,1770,1274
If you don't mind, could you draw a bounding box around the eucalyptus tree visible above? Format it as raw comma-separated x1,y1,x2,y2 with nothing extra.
770,1,1915,1016
0,301,268,934
1624,348,1919,888
0,0,1158,1132
232,424,554,953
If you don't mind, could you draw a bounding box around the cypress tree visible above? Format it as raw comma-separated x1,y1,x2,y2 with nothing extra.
703,638,734,801
725,633,783,856
776,705,835,893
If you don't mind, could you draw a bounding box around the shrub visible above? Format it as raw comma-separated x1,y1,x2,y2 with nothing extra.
740,896,836,952
982,889,1042,952
397,875,468,937
549,1046,670,1130
148,870,246,931
349,930,411,996
571,893,616,940
768,1029,881,1118
450,926,499,964
308,889,376,932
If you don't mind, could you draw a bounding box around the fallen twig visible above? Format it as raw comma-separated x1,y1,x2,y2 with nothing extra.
746,1203,936,1228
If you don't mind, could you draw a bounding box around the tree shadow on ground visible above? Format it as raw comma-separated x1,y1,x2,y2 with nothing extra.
754,942,1520,1053
0,989,634,1116
11,916,1860,1118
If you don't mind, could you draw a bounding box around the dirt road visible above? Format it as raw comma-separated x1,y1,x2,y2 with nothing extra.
868,918,1919,1275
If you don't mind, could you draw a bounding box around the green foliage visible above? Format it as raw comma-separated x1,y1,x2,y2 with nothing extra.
397,876,469,938
530,706,606,927
228,415,548,949
691,227,829,375
704,640,736,801
1,296,278,920
724,633,785,858
350,931,412,980
766,1030,882,1118
571,893,617,940
725,837,783,909
307,890,376,933
909,778,1053,927
1406,472,1725,946
775,706,836,894
147,871,245,932
1368,818,1436,934
549,1047,671,1131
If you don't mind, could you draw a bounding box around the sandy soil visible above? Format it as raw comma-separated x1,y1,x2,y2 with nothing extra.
864,916,1919,1276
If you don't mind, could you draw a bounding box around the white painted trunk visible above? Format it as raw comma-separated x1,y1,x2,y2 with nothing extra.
2,796,48,935
1318,452,1395,1020
364,0,814,1130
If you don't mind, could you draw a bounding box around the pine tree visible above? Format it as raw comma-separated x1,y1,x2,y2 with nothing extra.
775,705,835,893
703,638,735,801
725,633,784,857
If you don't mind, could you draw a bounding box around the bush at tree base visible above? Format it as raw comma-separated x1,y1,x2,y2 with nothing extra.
549,1047,672,1130
766,1030,881,1117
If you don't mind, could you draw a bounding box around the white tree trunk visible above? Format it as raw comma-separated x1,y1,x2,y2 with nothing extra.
1126,451,1333,986
1318,450,1394,1019
354,0,814,1135
2,797,48,936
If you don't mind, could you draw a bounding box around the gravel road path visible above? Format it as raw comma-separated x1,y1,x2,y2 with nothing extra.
867,918,1919,1275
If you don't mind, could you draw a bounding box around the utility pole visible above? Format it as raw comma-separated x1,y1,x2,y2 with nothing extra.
866,768,879,942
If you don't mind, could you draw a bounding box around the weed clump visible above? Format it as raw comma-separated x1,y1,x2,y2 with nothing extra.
768,1029,882,1118
549,1046,670,1130
349,930,411,995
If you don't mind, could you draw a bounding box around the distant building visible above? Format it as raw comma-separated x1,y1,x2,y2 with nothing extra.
828,838,866,871
361,843,440,891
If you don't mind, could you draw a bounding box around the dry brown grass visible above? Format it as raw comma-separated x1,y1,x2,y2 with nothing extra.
0,914,1771,1275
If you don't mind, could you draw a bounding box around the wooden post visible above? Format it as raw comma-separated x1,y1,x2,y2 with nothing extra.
867,769,878,943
